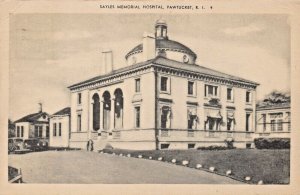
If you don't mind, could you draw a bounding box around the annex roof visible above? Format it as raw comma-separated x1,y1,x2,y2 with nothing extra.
14,112,49,123
52,107,71,116
256,102,290,111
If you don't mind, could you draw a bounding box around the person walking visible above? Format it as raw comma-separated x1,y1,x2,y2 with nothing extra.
86,140,90,151
90,139,94,152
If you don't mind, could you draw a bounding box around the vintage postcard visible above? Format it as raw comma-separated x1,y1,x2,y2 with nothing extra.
0,0,300,194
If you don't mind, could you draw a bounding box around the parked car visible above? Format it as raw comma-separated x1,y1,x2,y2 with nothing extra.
8,138,28,154
38,138,49,150
24,138,48,151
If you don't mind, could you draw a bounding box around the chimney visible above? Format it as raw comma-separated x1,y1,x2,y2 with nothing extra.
101,49,113,74
38,102,43,113
142,32,156,61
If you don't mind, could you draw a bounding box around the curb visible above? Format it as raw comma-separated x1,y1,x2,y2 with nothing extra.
99,151,252,184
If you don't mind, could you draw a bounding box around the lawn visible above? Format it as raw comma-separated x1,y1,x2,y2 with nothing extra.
102,148,290,184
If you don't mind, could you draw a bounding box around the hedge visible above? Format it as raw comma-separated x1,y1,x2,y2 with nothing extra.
254,138,290,149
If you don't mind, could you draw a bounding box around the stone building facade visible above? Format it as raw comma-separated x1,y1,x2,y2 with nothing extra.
14,111,50,140
49,107,71,147
68,20,259,150
256,102,290,138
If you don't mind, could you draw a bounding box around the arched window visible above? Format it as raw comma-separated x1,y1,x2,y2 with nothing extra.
92,93,100,131
102,91,111,130
114,88,123,129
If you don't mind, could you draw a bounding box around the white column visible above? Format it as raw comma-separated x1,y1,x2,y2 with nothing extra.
110,98,115,133
99,94,103,133
89,99,93,138
87,91,91,140
250,113,253,131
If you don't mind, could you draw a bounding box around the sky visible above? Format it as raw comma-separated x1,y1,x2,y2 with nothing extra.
9,14,290,121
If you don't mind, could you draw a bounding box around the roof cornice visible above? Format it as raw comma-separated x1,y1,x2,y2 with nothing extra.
69,58,258,92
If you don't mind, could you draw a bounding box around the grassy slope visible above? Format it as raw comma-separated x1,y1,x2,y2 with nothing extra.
102,149,290,184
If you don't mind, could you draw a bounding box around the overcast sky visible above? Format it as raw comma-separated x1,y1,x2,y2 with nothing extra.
9,14,290,120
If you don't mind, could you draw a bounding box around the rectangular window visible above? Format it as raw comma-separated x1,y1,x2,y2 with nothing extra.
46,126,49,138
135,78,140,93
34,126,39,137
21,126,24,137
77,114,82,132
271,120,276,131
38,126,43,138
188,81,194,95
53,123,57,136
160,76,168,92
227,88,233,101
227,111,235,131
246,91,251,103
277,119,283,131
59,123,62,136
187,107,197,130
246,113,251,131
262,114,266,131
134,106,140,128
16,126,20,137
205,84,218,97
78,93,82,104
161,106,171,128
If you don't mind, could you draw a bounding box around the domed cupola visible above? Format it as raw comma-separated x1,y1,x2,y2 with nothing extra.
125,20,197,66
155,19,168,40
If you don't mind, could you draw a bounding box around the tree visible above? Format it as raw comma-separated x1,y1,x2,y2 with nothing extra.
258,91,290,106
8,119,15,138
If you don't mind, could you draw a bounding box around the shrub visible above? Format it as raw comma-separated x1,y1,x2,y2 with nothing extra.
104,143,113,149
197,145,228,150
224,138,235,149
254,138,290,149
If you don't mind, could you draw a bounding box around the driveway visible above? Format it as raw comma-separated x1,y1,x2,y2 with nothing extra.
8,150,242,184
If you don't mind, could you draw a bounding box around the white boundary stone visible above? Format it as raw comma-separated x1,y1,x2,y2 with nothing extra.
226,170,232,176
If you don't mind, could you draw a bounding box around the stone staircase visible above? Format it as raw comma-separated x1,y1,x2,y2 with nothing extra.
92,138,109,152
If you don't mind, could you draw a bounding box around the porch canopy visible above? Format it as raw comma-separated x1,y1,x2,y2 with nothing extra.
227,110,235,119
205,108,222,120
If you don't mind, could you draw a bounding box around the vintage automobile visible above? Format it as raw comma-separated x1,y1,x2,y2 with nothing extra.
38,138,49,150
8,138,29,154
24,138,48,151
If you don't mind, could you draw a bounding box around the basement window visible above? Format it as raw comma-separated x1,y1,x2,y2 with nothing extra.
188,144,195,149
246,143,252,149
160,144,170,149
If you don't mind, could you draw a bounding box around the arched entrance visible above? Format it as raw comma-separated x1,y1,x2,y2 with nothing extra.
92,93,100,131
114,88,123,129
102,91,111,130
